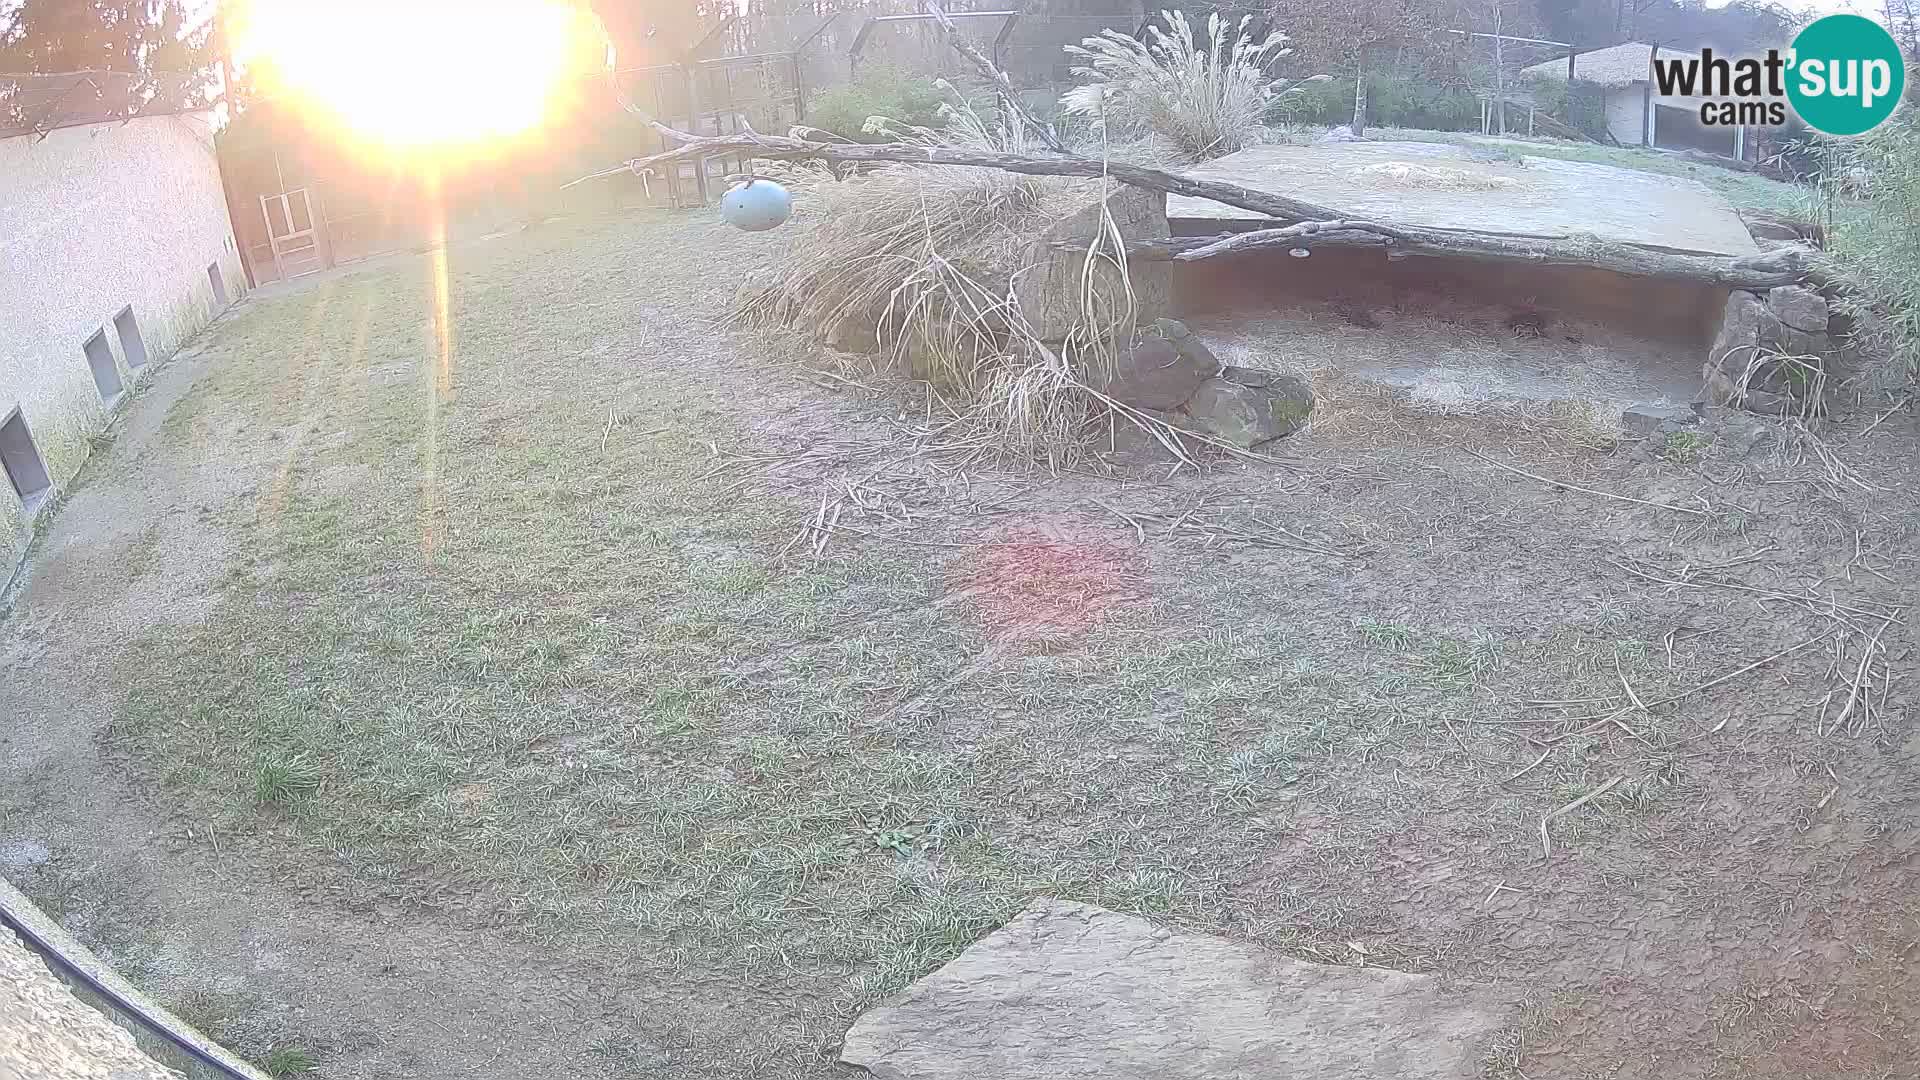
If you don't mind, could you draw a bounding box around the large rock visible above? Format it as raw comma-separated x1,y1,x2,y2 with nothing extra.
1764,284,1831,357
1767,285,1829,334
1105,337,1212,410
1620,402,1699,438
1739,210,1806,243
1180,369,1315,447
1101,319,1224,410
840,899,1506,1080
1148,317,1222,373
1015,187,1172,342
1103,406,1204,458
1701,289,1777,407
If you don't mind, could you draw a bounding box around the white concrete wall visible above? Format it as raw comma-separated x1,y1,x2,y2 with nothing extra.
0,112,245,572
1604,85,1647,145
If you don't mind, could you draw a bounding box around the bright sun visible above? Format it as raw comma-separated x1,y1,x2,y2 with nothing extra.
233,0,600,156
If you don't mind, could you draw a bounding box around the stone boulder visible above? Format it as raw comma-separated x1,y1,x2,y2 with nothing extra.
1181,368,1315,447
841,898,1507,1080
1702,286,1838,414
1015,187,1172,342
1739,210,1807,244
1701,289,1779,408
1104,406,1204,456
1765,284,1831,356
1768,284,1829,333
1147,318,1223,374
1105,337,1213,411
1620,402,1700,439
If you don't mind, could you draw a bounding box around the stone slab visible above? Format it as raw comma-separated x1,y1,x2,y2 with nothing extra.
1169,141,1761,258
841,899,1506,1080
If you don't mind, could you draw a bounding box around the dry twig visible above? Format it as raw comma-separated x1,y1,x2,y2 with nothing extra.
1466,451,1709,516
1538,775,1626,860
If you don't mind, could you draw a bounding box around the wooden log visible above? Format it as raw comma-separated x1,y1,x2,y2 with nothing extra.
571,125,1812,288
1147,225,1813,287
569,123,1351,222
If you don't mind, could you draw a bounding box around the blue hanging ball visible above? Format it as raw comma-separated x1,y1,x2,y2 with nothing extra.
719,178,793,232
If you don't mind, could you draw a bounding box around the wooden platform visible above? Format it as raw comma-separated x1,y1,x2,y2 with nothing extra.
1169,141,1760,258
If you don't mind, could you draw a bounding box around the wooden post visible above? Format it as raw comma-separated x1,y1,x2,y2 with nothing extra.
792,53,806,122
1351,55,1367,136
684,64,710,206
1492,1,1507,136
1643,42,1657,147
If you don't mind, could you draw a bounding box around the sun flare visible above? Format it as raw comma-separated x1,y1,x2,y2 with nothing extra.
233,0,601,158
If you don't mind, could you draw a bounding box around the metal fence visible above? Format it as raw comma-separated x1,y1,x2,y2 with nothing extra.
217,9,1143,284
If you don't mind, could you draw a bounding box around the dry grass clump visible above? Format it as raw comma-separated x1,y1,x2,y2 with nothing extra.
1060,9,1316,162
1299,366,1624,452
735,98,1141,457
1351,162,1519,191
1721,344,1830,421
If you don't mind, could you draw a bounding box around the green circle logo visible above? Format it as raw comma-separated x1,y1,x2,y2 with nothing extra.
1786,14,1905,136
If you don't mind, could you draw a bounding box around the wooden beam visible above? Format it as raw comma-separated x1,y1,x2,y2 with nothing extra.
577,123,1811,286
568,124,1351,221
1151,227,1811,287
1054,223,1812,287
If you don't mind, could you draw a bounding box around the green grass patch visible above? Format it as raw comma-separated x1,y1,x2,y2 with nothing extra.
253,756,323,806
261,1045,318,1078
1660,430,1712,463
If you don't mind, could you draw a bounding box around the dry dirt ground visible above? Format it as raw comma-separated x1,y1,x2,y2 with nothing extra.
2,209,1918,1079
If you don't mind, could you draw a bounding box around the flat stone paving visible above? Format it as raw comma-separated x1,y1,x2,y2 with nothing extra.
841,899,1506,1080
1170,141,1761,257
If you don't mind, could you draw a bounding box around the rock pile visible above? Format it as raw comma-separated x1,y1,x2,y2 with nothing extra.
1104,319,1314,449
1701,284,1834,415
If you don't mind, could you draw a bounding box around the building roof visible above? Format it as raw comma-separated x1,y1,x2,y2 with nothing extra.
1519,42,1694,88
0,70,206,141
1519,40,1782,107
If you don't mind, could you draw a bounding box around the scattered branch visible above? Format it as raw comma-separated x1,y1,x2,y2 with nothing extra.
1093,499,1359,557
1466,451,1710,516
1538,775,1626,860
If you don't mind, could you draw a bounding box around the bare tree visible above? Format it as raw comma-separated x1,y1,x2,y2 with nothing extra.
1270,0,1432,136
1887,0,1920,56
1492,0,1506,135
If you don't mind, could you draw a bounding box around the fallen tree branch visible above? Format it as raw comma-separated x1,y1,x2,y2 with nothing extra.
1170,227,1810,286
566,124,1349,221
1467,450,1711,515
589,14,1809,288
1110,227,1811,286
570,124,1814,288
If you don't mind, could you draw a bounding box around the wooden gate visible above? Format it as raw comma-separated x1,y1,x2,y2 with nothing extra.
260,188,326,281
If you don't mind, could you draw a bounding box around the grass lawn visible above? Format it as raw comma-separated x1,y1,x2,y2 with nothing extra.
12,204,1913,1078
